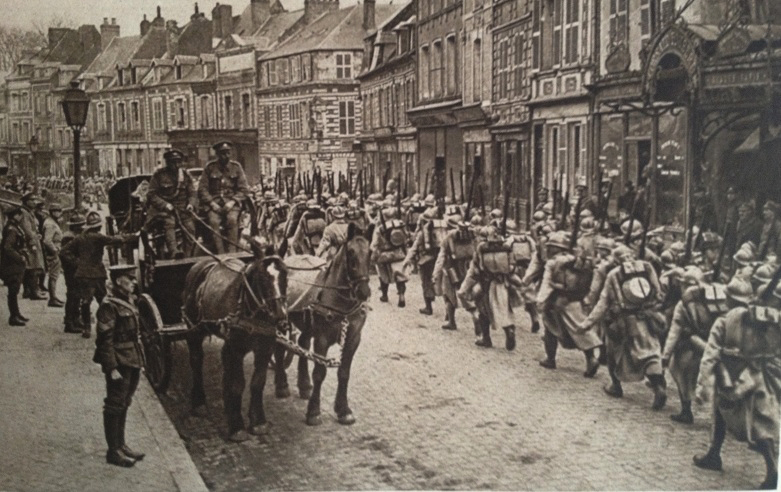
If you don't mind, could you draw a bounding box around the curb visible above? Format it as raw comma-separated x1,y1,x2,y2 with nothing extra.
136,378,209,492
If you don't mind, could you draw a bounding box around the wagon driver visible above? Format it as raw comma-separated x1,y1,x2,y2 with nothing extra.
198,141,250,254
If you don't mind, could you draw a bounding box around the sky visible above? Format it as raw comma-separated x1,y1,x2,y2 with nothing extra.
6,0,364,31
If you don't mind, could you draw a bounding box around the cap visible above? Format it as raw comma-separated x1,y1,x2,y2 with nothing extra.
163,148,185,161
108,264,137,282
612,244,636,262
490,208,503,219
212,141,233,152
726,277,754,305
764,200,780,215
505,219,518,234
22,191,41,203
595,237,616,252
6,207,23,219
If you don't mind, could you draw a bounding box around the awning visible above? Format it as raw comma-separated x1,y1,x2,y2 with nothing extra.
734,125,781,153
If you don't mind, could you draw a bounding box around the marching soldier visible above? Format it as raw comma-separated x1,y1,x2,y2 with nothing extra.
580,245,668,409
536,231,601,376
458,224,522,350
40,203,65,307
316,206,349,261
370,198,408,307
404,207,449,316
291,199,327,255
198,141,250,254
433,215,476,331
61,213,85,333
146,149,197,259
693,278,780,490
506,220,541,335
94,265,146,468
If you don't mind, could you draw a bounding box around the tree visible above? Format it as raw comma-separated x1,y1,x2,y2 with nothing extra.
0,25,45,74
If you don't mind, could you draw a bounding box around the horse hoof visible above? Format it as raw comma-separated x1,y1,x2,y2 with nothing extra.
191,405,209,418
338,412,356,426
306,414,322,426
299,387,312,400
276,386,291,399
249,423,270,436
227,429,250,443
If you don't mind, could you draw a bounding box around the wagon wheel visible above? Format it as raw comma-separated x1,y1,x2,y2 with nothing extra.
138,294,172,393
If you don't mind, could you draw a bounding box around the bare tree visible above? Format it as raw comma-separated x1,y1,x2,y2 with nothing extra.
0,25,45,73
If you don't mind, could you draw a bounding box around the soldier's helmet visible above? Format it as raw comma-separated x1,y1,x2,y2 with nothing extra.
752,262,776,286
700,231,722,250
410,193,421,203
620,219,644,241
470,214,483,227
726,277,754,305
263,191,277,202
505,219,519,234
49,203,63,213
660,249,678,269
612,244,636,263
580,216,595,233
533,210,547,223
490,208,502,220
381,207,398,220
447,214,464,228
305,198,321,210
424,194,436,207
68,213,86,228
293,193,308,204
85,211,102,231
681,265,705,288
330,206,346,219
383,196,395,209
336,192,349,207
595,237,616,254
542,202,554,216
546,231,571,252
326,197,337,207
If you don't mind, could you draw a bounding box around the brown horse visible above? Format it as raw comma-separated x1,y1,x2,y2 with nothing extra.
276,223,371,426
182,250,288,442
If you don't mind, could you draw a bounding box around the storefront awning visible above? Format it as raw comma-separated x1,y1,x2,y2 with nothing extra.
734,126,781,153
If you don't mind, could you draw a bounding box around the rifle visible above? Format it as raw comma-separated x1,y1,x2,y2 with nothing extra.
423,169,430,197
552,175,559,220
624,194,638,246
464,163,481,221
569,195,584,250
478,184,485,219
638,207,652,260
599,179,613,232
459,170,465,204
559,190,570,230
348,171,353,199
297,173,304,196
501,158,511,236
760,263,781,303
382,167,390,197
403,167,408,199
449,168,457,204
316,169,322,206
396,172,402,217
358,170,365,208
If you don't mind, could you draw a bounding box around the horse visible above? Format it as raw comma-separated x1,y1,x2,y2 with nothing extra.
275,222,371,426
182,248,289,442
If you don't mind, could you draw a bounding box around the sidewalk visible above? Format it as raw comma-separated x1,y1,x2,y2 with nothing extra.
0,290,208,492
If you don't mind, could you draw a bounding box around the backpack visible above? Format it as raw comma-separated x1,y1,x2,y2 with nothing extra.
424,219,449,251
619,260,654,307
479,241,512,275
384,219,407,249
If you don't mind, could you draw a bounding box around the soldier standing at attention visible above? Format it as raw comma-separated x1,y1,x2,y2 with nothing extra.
198,141,250,254
60,213,85,333
40,203,65,307
19,192,47,300
0,208,31,326
146,148,197,259
94,265,146,468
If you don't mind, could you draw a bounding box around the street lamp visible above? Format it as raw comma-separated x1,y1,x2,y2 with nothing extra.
60,80,90,212
28,135,39,191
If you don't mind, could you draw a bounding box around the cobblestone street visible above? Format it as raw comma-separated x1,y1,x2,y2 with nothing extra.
158,274,768,491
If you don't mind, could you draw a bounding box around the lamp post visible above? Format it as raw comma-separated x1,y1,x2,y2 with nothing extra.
28,135,39,192
60,80,90,212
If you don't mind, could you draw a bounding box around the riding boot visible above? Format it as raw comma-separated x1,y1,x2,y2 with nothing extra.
441,301,457,330
104,412,134,467
693,410,726,471
539,331,557,369
648,374,667,410
583,349,599,378
475,315,492,348
757,439,778,490
670,400,694,424
396,282,406,307
379,282,389,302
419,297,433,316
119,409,145,461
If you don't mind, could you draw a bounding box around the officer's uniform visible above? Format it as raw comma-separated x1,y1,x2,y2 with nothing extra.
60,215,84,333
41,205,64,305
146,149,197,258
19,194,46,300
94,265,145,468
197,142,250,254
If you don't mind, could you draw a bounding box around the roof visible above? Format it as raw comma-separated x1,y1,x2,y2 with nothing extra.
248,9,304,51
262,3,402,60
83,35,143,76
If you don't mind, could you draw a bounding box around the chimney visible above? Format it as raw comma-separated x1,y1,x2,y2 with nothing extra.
78,25,100,52
211,3,233,39
166,20,179,53
363,0,375,31
151,6,165,27
191,2,206,21
48,27,70,49
140,14,151,36
304,0,339,23
101,18,120,50
251,0,271,29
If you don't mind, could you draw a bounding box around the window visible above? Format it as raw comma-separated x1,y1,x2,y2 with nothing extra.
420,45,430,100
660,0,675,23
563,0,579,64
550,126,559,177
364,93,372,131
117,69,124,86
153,99,163,130
336,53,352,78
46,128,51,146
12,123,19,143
277,59,289,85
301,54,311,81
395,84,403,128
553,0,562,65
177,100,187,128
473,38,482,101
513,33,527,97
497,39,509,100
339,101,355,135
21,93,29,110
242,93,251,128
431,40,443,98
446,35,457,95
11,94,18,112
131,67,138,84
21,122,29,143
117,102,126,130
175,64,182,80
276,106,284,137
98,103,107,131
224,95,233,128
378,88,385,127
131,101,140,130
268,61,277,85
291,56,301,83
609,0,628,46
263,106,271,137
640,0,655,43
405,79,413,125
58,129,64,148
289,103,301,138
200,96,211,129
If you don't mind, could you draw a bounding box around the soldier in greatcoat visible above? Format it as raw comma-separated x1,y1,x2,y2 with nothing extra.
291,199,327,255
693,278,780,490
0,208,30,325
370,200,408,307
433,215,476,331
19,192,47,300
146,149,197,259
316,206,350,261
198,141,250,254
404,206,447,315
40,203,65,306
94,265,146,468
537,231,601,376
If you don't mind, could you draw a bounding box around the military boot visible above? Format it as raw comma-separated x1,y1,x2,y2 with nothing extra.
119,409,145,461
441,301,457,330
670,400,693,424
503,325,516,351
397,282,406,308
475,316,492,348
379,282,389,302
419,297,433,315
104,412,135,467
539,331,557,369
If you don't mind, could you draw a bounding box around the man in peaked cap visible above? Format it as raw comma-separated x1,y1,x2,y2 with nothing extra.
147,148,197,259
758,200,781,261
41,203,65,306
61,213,85,333
198,141,250,254
19,192,47,300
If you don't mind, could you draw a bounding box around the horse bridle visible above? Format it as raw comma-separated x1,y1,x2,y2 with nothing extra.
240,257,288,326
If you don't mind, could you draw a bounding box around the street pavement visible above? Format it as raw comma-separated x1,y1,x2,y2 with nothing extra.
0,283,208,492
157,274,771,491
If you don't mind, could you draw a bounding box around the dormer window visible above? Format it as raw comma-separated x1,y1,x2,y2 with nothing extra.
175,64,183,80
131,68,137,85
117,69,124,86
